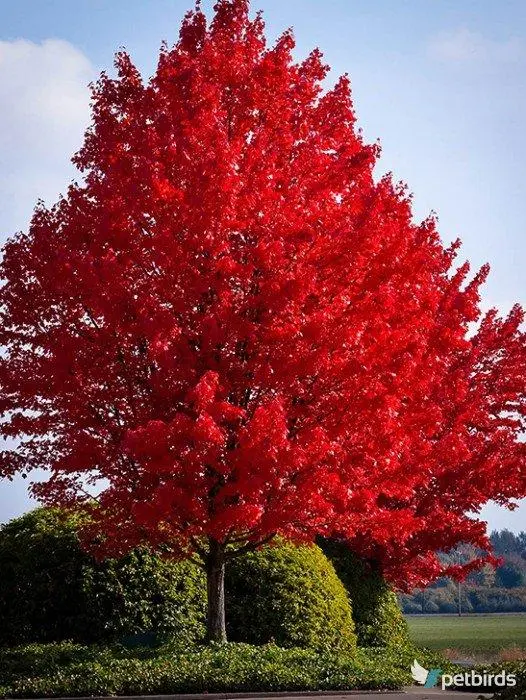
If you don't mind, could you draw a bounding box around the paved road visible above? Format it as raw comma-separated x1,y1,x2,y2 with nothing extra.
220,694,490,700
226,693,489,700
40,690,491,700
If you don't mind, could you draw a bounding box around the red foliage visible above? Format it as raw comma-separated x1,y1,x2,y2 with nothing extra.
1,0,525,588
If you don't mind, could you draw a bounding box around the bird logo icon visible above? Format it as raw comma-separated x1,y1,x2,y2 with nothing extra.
411,659,442,688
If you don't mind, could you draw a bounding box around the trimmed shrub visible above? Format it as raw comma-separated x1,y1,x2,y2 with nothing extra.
226,540,357,651
0,508,206,646
80,549,205,643
488,661,526,700
319,538,410,649
0,510,358,652
0,642,413,697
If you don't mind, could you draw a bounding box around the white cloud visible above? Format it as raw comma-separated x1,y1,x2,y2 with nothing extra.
0,39,93,522
428,28,525,64
0,39,94,237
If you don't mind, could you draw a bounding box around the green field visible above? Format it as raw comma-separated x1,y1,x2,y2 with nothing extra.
406,614,526,658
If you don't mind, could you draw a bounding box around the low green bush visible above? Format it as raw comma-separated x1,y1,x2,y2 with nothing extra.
478,661,526,700
0,641,162,687
0,642,415,697
226,540,357,651
319,538,411,648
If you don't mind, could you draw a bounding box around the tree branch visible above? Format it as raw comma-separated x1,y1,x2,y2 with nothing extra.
224,533,277,561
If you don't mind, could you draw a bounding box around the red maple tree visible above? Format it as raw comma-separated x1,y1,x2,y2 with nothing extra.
1,0,525,640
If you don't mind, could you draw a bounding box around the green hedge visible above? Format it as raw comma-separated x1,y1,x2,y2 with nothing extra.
0,509,206,646
226,540,356,651
0,642,415,697
319,538,410,648
0,510,357,652
2,509,409,653
476,661,526,700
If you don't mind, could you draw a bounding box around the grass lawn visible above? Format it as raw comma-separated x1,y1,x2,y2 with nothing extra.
406,613,526,660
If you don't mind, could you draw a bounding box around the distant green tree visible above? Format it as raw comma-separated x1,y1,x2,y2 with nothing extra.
496,560,524,589
491,530,526,557
469,563,496,588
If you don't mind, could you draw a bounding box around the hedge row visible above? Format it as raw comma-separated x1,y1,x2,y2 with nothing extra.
488,661,526,700
0,508,407,652
0,641,429,698
0,510,357,650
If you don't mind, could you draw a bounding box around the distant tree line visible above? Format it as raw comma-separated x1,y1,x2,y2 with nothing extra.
399,529,526,614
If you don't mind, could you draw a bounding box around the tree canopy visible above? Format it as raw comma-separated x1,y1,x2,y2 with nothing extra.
1,0,525,638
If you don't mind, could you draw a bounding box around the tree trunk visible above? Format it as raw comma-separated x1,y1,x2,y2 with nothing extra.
205,538,227,643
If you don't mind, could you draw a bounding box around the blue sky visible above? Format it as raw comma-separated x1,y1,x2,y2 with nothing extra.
0,0,524,532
